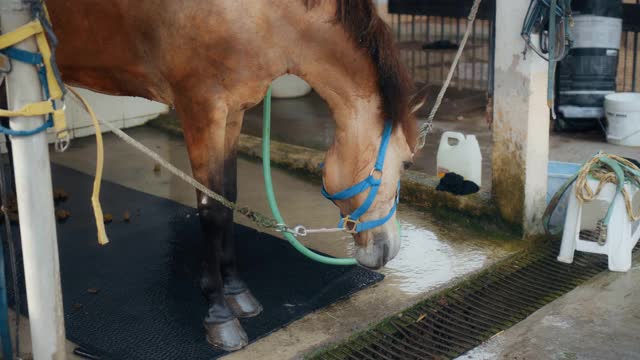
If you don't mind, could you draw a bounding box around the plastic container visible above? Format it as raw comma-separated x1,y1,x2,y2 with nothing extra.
604,92,640,147
271,75,312,98
436,132,482,187
556,0,622,117
547,161,582,229
558,178,640,272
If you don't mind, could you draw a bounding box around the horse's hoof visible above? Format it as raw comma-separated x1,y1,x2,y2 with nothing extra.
204,318,248,352
225,290,263,318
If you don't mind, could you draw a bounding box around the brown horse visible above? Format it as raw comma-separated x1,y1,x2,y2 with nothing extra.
48,0,423,351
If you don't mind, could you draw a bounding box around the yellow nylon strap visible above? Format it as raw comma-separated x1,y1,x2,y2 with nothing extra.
0,19,66,138
2,11,105,244
0,99,54,117
68,88,109,245
0,20,43,50
52,109,68,138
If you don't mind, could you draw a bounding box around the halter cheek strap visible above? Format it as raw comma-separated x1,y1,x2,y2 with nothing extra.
321,121,400,233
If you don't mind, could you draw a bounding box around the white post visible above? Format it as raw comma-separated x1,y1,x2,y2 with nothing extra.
492,0,550,237
0,1,67,359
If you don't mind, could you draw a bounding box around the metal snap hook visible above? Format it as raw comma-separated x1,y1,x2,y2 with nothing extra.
54,133,70,152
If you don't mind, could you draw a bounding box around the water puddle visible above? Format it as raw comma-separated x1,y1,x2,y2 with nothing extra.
381,205,517,295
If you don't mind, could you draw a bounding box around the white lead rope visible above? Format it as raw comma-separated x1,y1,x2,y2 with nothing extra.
415,0,483,151
66,93,344,237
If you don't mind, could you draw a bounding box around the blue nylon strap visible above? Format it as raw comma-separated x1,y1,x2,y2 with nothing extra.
1,47,43,65
321,122,392,201
321,121,399,233
356,201,397,232
374,122,393,171
355,181,400,232
3,47,50,98
349,182,380,220
0,119,53,137
321,175,380,201
0,47,55,136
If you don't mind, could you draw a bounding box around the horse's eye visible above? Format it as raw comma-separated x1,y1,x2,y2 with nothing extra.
402,161,413,170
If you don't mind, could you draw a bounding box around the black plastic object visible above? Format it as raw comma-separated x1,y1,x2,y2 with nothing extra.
6,165,383,360
556,0,623,130
436,172,480,195
422,40,459,50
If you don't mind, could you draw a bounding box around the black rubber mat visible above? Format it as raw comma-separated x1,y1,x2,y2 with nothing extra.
6,164,383,360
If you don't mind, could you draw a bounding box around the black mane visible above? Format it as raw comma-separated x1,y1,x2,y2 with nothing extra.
304,0,417,147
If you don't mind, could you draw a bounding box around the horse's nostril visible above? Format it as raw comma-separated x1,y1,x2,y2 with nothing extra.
382,243,390,265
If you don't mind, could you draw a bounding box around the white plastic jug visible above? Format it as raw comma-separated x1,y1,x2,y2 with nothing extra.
437,132,482,187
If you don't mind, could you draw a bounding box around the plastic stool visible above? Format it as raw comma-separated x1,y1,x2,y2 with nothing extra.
558,179,640,272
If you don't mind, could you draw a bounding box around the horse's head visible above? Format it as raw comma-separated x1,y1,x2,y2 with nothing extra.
299,0,428,268
322,119,415,269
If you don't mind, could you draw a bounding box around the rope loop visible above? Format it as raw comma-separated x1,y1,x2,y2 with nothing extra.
415,0,483,151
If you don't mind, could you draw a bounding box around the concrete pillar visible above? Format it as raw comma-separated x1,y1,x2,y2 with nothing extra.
492,0,550,236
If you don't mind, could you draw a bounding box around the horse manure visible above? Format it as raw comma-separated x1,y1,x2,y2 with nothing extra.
73,303,84,311
53,188,69,202
87,288,100,295
123,211,131,223
104,213,113,224
153,163,161,174
55,209,71,222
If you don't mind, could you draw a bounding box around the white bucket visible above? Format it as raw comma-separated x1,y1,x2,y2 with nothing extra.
271,75,312,99
604,92,640,147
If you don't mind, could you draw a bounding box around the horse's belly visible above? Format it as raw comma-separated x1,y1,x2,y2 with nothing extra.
60,65,172,104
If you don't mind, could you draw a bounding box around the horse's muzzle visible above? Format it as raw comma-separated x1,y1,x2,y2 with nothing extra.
353,219,401,269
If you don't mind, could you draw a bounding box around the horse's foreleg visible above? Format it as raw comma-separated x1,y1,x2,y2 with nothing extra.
177,95,248,351
220,111,263,318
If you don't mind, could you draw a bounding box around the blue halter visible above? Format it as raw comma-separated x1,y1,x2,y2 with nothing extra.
321,122,400,234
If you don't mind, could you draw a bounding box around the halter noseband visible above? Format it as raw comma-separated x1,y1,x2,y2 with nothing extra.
321,121,400,234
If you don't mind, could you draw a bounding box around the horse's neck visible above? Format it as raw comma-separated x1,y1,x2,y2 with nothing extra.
284,3,384,147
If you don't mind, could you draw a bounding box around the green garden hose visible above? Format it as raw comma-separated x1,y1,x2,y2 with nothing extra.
262,87,358,265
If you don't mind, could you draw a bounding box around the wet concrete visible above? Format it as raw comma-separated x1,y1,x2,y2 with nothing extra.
41,126,522,359
458,262,640,360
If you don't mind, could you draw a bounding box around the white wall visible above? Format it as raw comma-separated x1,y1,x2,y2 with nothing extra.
492,0,550,236
60,87,168,139
1,88,168,151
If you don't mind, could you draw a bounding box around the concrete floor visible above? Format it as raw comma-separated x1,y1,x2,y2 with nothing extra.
0,126,522,360
458,263,640,360
9,96,638,359
243,91,640,190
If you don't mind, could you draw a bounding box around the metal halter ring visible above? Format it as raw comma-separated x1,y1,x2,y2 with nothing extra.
342,216,360,234
292,225,308,237
369,168,383,180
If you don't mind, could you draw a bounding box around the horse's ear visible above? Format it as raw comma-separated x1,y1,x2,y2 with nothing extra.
409,85,430,114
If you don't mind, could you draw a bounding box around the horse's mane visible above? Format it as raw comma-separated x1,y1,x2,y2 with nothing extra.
304,0,417,148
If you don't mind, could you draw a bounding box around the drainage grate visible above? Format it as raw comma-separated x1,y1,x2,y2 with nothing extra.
310,242,634,360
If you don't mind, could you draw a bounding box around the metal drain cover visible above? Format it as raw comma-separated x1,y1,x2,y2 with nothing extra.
311,242,628,360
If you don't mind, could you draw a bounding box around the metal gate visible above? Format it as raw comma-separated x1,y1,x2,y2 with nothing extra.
389,0,496,96
389,0,640,95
